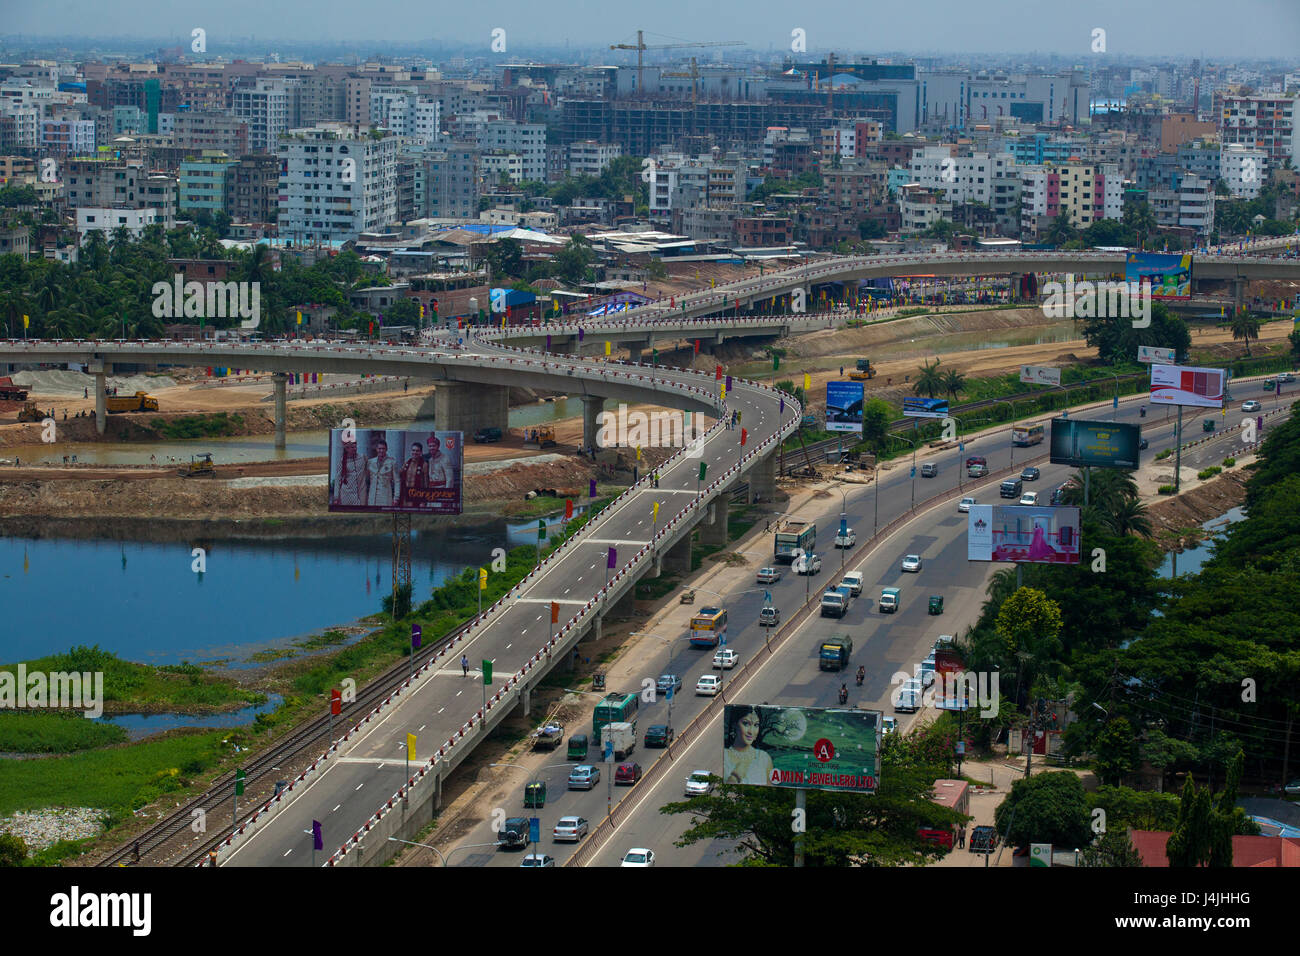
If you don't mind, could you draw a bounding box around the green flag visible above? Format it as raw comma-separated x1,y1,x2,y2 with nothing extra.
698,462,707,481
773,354,780,371
482,660,493,685
537,519,546,541
235,768,246,796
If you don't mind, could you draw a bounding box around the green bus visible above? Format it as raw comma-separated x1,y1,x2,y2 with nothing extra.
593,692,639,744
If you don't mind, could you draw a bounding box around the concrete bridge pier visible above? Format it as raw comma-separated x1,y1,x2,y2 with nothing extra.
582,395,604,452
701,499,729,548
515,684,531,718
272,372,288,450
748,452,778,504
661,533,693,576
94,368,107,435
1009,273,1023,302
435,382,508,435
1233,277,1248,314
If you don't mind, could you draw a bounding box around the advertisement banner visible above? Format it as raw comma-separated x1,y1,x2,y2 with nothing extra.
967,504,1081,565
329,428,463,514
1019,365,1062,387
902,397,950,419
1137,345,1176,364
825,380,865,433
1149,364,1226,409
1125,252,1192,299
723,704,881,793
1049,418,1141,469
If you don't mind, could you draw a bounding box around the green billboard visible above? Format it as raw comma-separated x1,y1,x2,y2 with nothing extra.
723,704,881,793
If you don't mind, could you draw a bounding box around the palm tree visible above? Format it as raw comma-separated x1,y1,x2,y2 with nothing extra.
940,367,966,402
1229,311,1260,356
914,358,944,398
1103,496,1153,538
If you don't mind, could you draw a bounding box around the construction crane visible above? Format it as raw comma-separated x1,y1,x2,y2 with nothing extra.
610,31,744,97
661,57,702,132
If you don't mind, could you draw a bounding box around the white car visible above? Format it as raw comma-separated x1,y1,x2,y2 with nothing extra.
685,771,715,797
755,567,782,584
794,553,822,575
552,816,589,843
901,554,922,573
1019,491,1039,506
620,848,656,867
520,854,556,867
712,648,739,670
834,529,856,548
695,674,721,696
841,571,864,596
958,496,976,513
1242,400,1262,412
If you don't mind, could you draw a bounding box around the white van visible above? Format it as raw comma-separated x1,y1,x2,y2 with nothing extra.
840,572,865,596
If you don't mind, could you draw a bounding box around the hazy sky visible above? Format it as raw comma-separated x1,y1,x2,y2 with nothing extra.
5,0,1299,59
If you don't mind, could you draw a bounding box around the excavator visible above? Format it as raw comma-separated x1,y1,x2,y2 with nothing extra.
179,453,216,478
16,401,46,423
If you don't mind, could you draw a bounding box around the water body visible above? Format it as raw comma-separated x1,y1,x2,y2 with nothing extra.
1158,506,1246,579
99,695,284,741
4,397,607,467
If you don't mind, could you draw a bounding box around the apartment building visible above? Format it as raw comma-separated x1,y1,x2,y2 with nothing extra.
277,124,398,242
1019,162,1123,236
477,120,545,182
907,146,1017,205
899,184,952,234
1219,94,1298,167
425,145,482,219
232,79,292,153
40,117,96,157
172,111,250,156
568,140,622,178
179,151,237,212
227,153,280,223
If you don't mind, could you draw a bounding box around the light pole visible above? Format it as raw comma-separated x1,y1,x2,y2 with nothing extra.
388,836,504,866
834,483,864,571
886,432,918,511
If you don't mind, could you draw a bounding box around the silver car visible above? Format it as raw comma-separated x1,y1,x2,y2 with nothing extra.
756,567,782,584
552,816,589,842
958,496,976,513
901,554,922,573
685,771,715,797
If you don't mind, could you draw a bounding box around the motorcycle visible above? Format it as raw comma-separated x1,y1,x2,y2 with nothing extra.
855,668,865,687
838,686,849,705
1140,406,1146,418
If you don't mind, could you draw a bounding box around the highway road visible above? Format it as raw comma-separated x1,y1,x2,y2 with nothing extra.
430,378,1291,868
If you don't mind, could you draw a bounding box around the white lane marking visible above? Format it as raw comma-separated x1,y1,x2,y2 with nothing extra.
283,849,293,857
355,783,364,791
332,804,341,813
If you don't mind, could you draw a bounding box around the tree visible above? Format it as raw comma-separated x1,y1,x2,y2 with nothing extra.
481,237,524,282
940,367,966,401
1081,826,1144,867
913,358,944,398
1094,716,1139,786
860,398,892,449
1045,212,1077,248
553,235,595,285
1229,310,1261,356
0,832,26,867
1122,201,1157,247
1165,775,1215,866
993,771,1093,850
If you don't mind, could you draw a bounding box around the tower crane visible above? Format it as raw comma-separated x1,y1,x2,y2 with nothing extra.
610,30,744,96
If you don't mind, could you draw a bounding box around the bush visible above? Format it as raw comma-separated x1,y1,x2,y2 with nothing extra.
1197,466,1222,480
1155,449,1172,460
1222,457,1236,467
1157,484,1176,495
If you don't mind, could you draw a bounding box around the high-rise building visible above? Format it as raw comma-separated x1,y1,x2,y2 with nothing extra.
425,145,481,219
1219,94,1298,167
227,153,280,224
179,150,237,213
1220,143,1268,199
277,124,398,241
232,79,292,153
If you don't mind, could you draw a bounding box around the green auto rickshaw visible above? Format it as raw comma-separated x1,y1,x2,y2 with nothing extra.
928,595,944,615
523,780,547,808
1202,418,1216,433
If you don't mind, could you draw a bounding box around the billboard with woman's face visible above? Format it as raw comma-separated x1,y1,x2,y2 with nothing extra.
722,704,880,793
328,428,463,514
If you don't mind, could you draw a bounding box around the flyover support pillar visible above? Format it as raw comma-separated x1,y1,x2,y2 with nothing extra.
582,395,603,453
1233,277,1248,315
1009,273,1023,302
701,499,729,548
749,452,778,504
435,381,508,435
272,372,288,450
661,533,692,576
94,369,107,435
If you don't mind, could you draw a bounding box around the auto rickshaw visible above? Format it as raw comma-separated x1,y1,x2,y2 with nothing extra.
1263,379,1276,392
928,595,944,615
592,671,606,691
523,780,547,808
1203,418,1216,432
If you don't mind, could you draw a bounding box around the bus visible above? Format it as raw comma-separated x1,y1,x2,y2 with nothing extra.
593,693,639,743
774,520,815,563
1011,423,1045,447
689,606,728,648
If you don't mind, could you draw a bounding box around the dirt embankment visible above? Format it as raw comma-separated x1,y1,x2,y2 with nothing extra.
1144,469,1249,547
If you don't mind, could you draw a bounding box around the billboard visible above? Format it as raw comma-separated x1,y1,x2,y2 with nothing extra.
903,397,950,419
1125,252,1192,299
328,428,463,514
825,380,864,433
967,504,1081,565
1137,345,1176,364
1049,418,1141,469
1019,365,1061,387
1149,363,1226,409
723,704,880,794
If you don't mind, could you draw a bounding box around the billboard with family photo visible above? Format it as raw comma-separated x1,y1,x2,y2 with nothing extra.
328,428,463,514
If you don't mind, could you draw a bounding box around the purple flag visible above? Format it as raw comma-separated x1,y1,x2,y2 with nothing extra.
312,820,323,851
725,375,733,390
607,547,617,569
578,328,585,342
411,624,421,650
546,334,552,349
589,478,597,498
780,398,785,413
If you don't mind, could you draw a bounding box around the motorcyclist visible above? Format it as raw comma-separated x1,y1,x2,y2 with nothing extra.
855,666,865,686
838,684,849,704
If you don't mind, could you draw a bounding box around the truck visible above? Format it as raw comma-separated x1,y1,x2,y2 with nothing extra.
820,584,853,618
0,377,28,401
879,587,900,613
774,520,816,563
600,721,637,761
530,720,566,751
105,391,159,413
819,635,853,671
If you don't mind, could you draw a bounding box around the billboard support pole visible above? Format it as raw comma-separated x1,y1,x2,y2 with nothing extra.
793,788,806,868
1084,467,1090,508
1174,407,1183,492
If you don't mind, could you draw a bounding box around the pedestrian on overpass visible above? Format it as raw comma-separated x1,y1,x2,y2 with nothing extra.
461,654,469,677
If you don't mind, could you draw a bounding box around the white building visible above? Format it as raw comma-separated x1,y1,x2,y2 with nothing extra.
1220,143,1268,199
232,79,292,153
478,120,546,182
277,124,398,242
568,140,622,178
907,146,1017,205
76,206,165,243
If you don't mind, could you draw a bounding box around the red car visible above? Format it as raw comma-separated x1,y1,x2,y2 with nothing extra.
614,762,643,785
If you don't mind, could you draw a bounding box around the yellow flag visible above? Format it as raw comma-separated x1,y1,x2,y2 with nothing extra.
479,567,488,591
23,314,29,328
720,383,726,400
605,340,611,356
652,501,659,521
406,733,417,761
635,445,642,460
296,310,302,325
803,373,811,391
